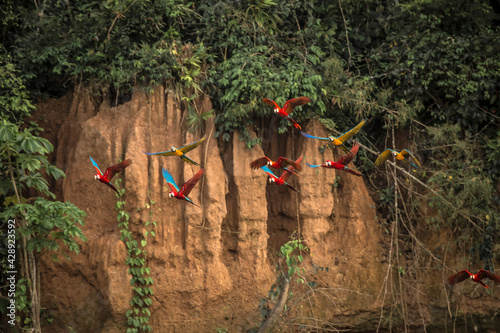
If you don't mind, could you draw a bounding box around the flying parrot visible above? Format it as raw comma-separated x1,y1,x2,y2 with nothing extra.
162,167,204,208
260,156,302,192
143,136,206,166
250,156,302,177
306,142,362,177
300,119,366,154
375,148,421,168
263,97,311,130
447,269,500,289
90,156,132,193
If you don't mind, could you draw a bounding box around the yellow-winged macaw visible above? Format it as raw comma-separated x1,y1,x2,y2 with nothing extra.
300,119,366,154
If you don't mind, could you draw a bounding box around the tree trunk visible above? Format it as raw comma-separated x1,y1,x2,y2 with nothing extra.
257,274,290,333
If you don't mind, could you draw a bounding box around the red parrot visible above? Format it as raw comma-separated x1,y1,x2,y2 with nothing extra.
90,156,132,193
447,269,500,288
306,142,362,176
263,97,311,130
162,167,204,208
250,156,302,176
261,156,302,192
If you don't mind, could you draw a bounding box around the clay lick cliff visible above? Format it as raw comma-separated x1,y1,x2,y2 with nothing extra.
34,84,441,332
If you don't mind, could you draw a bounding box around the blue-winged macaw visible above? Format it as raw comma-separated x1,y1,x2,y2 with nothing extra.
447,269,500,289
300,119,366,154
90,156,132,193
250,156,302,177
263,97,311,130
162,167,204,208
375,148,421,168
143,137,206,166
306,142,362,176
260,156,302,192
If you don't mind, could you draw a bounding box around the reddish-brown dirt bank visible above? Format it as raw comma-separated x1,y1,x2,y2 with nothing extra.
34,85,499,332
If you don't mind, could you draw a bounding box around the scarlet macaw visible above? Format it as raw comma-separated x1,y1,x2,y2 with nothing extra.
306,142,362,177
162,167,204,208
143,137,206,166
375,148,421,168
300,119,366,154
90,156,132,193
263,97,311,130
447,269,500,288
250,156,302,177
260,156,302,192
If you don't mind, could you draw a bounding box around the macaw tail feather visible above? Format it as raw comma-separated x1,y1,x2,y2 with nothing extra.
186,198,201,208
288,118,301,130
338,144,351,155
283,167,299,177
181,155,201,166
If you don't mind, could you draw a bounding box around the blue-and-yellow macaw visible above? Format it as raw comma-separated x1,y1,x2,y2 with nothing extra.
300,119,366,154
143,137,206,166
375,148,421,168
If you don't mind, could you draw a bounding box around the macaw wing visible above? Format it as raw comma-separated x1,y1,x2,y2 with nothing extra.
275,157,302,171
400,149,421,168
300,131,330,141
336,119,367,143
281,156,302,182
250,157,272,169
375,149,394,167
179,136,206,154
306,162,322,168
338,142,360,166
104,159,132,180
260,165,277,179
477,269,500,283
162,167,180,192
447,270,471,285
89,156,103,176
263,98,280,109
180,168,204,197
143,150,176,157
285,96,312,114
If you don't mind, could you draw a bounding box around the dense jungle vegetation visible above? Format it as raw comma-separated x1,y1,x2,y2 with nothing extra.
1,0,499,331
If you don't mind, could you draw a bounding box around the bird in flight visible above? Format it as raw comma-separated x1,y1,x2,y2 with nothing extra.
306,142,362,177
143,136,206,166
261,156,302,192
162,167,204,208
300,119,366,154
90,156,132,193
375,148,421,169
250,156,302,177
447,269,500,288
263,97,311,130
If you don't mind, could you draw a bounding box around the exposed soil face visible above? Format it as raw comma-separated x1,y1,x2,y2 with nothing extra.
32,85,500,332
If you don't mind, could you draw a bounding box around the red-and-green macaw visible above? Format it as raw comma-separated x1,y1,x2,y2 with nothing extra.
250,156,302,177
300,119,366,154
306,142,362,177
143,137,205,166
90,156,132,193
263,97,311,130
260,156,302,192
375,148,421,168
162,167,204,208
447,269,500,289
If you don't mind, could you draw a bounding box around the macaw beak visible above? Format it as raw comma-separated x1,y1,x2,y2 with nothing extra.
94,175,99,180
168,192,175,198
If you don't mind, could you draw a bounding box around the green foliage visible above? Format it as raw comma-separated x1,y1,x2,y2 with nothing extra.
116,183,155,333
